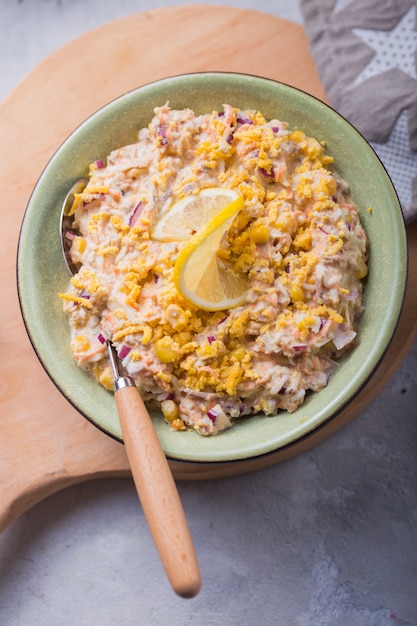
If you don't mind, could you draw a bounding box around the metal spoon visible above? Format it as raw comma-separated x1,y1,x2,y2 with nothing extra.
60,180,201,598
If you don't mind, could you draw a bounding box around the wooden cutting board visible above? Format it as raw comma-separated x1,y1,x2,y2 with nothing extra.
1,5,416,532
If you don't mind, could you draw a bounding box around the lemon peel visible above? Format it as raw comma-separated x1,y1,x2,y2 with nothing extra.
173,196,249,311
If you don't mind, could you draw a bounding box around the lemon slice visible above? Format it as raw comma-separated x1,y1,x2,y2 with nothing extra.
173,196,248,311
152,188,241,241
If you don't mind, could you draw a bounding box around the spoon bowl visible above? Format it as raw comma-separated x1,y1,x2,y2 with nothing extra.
60,178,88,275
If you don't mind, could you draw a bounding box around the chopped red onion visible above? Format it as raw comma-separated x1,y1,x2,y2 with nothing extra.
237,112,254,125
343,290,359,301
95,159,105,169
293,345,308,352
129,201,144,226
319,317,327,331
65,230,77,241
82,196,104,211
119,345,131,359
97,333,106,345
259,167,274,179
156,124,168,145
83,193,104,206
207,335,216,344
323,358,339,376
333,325,356,350
225,131,234,145
207,404,222,422
219,401,241,418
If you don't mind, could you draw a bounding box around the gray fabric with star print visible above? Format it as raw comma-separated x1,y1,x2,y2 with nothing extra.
300,0,417,223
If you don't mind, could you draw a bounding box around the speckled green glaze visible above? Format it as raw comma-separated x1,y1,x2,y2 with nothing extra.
17,73,407,463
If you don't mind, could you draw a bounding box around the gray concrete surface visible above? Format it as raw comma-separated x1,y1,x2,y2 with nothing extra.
1,1,416,624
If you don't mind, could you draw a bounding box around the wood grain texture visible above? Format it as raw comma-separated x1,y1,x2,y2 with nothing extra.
115,384,201,597
1,5,415,532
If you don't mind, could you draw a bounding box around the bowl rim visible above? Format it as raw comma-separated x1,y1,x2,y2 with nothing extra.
17,71,408,463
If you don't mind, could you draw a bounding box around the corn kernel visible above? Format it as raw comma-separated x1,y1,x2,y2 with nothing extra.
99,367,114,391
171,418,186,431
356,257,368,279
290,283,304,302
154,336,179,363
161,399,180,423
251,224,270,244
73,236,86,254
234,211,251,230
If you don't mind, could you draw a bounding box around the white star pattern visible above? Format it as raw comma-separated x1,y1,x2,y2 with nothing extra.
371,110,417,215
353,6,417,84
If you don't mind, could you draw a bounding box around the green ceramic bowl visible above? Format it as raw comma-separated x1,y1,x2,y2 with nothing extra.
17,72,407,463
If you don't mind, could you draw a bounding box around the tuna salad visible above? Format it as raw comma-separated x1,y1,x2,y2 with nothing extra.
59,103,368,435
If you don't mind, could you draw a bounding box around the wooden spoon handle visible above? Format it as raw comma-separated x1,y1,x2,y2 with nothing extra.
114,384,201,598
